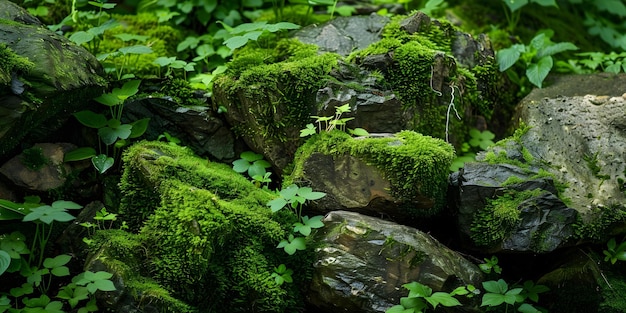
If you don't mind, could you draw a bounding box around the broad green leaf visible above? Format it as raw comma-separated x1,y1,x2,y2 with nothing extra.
248,162,267,178
303,215,324,228
405,281,432,298
119,45,153,55
0,250,10,276
93,279,116,291
299,188,326,201
503,0,528,12
483,279,508,294
51,266,70,277
64,147,96,162
74,110,107,128
537,42,578,58
349,127,370,136
113,33,149,42
265,22,300,32
52,200,82,210
280,184,299,199
594,0,626,17
232,159,250,173
400,296,423,309
605,62,622,74
526,55,553,88
531,0,557,6
385,305,409,313
91,154,114,174
230,21,267,34
293,222,311,236
154,56,176,67
94,93,121,106
481,293,506,307
69,31,95,45
241,151,263,162
497,44,524,72
224,36,249,50
267,198,287,213
118,79,141,97
129,118,150,138
426,292,461,308
99,124,132,145
243,30,263,41
518,303,541,313
43,255,72,268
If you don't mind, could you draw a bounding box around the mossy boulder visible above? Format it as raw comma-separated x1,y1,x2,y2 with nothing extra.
0,0,106,158
213,11,508,175
287,130,455,218
88,141,311,312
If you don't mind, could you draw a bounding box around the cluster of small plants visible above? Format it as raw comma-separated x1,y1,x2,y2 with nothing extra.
0,198,117,313
386,256,549,313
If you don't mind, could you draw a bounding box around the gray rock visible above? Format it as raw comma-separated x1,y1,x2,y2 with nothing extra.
0,0,106,157
123,97,237,161
515,76,626,217
309,210,483,313
294,14,389,56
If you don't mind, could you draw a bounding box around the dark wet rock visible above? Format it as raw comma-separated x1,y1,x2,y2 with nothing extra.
451,161,578,253
123,97,237,161
308,210,483,313
0,1,106,158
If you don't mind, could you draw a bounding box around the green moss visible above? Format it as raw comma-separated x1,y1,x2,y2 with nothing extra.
19,146,48,171
0,43,34,85
470,189,543,247
97,13,184,77
216,39,338,143
289,130,455,216
584,152,611,181
118,141,306,312
572,205,626,241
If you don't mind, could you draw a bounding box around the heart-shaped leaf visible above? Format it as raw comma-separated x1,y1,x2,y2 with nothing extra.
91,154,114,174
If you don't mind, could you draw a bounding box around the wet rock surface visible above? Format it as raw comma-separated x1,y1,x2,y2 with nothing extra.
309,210,483,313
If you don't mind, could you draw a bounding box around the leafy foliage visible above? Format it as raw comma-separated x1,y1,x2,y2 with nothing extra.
497,31,578,88
386,281,464,313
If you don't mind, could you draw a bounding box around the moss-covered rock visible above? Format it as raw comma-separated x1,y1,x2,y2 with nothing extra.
287,130,455,218
0,2,106,158
91,141,311,312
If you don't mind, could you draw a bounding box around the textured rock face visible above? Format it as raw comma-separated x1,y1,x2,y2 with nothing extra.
212,11,504,173
294,14,389,57
308,211,483,313
515,80,626,216
123,97,237,161
0,0,106,158
0,143,88,191
289,131,455,219
452,162,578,253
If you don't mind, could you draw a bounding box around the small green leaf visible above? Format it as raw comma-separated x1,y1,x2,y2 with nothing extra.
0,250,10,276
349,127,370,137
426,292,462,308
267,198,287,213
526,55,553,88
74,110,107,128
497,44,524,72
69,31,95,45
64,147,96,162
240,151,263,162
119,45,153,55
224,36,249,50
232,159,250,173
481,293,506,307
94,93,121,106
91,154,114,174
43,254,72,268
129,118,150,138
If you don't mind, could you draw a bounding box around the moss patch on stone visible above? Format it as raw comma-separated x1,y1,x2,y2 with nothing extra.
288,130,455,216
470,189,543,247
112,141,309,312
